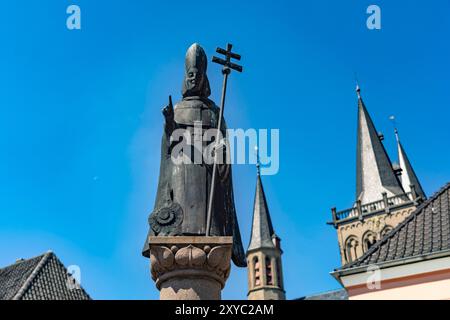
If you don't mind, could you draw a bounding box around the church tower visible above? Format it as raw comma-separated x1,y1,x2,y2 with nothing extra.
329,85,425,265
247,160,285,300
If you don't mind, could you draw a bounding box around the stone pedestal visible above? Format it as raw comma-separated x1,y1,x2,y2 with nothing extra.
148,236,233,300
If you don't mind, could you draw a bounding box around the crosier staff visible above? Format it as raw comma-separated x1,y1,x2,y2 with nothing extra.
206,43,243,236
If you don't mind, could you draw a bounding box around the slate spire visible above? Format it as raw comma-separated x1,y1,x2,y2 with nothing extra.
356,85,405,204
395,128,426,200
248,150,275,252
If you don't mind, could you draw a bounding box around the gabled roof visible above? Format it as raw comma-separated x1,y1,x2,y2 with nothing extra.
356,87,405,204
247,173,276,252
396,131,426,200
340,182,450,271
0,251,91,300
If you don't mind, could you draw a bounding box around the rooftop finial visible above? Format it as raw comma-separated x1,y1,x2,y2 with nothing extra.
355,83,361,99
354,73,361,99
255,145,260,176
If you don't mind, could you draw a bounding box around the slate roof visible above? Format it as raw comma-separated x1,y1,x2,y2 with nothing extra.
297,288,348,300
356,87,405,204
0,251,91,300
247,173,276,251
342,182,450,270
396,136,427,200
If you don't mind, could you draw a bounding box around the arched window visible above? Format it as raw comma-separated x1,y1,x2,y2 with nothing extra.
362,231,377,252
344,236,359,263
265,256,273,285
253,256,261,287
381,225,393,237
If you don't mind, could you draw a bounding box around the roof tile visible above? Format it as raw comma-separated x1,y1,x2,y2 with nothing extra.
0,252,91,300
340,183,450,269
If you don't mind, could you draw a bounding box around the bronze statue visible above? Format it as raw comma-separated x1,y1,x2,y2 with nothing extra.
142,43,246,267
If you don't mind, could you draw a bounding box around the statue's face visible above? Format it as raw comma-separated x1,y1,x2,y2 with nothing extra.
185,67,205,95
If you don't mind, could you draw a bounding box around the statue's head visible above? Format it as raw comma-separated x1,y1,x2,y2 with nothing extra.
182,43,211,98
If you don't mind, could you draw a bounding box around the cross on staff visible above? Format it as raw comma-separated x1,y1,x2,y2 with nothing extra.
206,43,243,236
212,44,243,73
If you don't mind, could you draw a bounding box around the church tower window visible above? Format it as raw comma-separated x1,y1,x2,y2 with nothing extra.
363,231,377,252
265,256,273,285
345,236,359,263
381,225,393,237
253,256,261,287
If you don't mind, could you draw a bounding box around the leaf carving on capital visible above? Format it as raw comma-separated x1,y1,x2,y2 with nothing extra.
149,243,233,286
207,245,231,270
150,245,175,279
175,244,206,267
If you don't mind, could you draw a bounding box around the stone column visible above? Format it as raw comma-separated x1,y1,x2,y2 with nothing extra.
148,236,233,300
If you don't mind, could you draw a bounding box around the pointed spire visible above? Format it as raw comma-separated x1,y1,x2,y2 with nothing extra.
356,86,405,204
248,148,275,251
393,124,426,200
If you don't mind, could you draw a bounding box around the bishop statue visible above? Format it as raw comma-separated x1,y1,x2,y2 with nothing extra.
142,43,246,268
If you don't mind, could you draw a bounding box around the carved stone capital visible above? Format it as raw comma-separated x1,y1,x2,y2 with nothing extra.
148,236,233,300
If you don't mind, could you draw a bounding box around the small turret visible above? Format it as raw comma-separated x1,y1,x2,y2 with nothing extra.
247,148,285,300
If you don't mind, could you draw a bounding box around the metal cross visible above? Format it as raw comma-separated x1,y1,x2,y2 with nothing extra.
212,43,243,74
206,43,243,236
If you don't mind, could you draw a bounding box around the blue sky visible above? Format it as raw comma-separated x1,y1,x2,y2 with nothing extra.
0,1,449,299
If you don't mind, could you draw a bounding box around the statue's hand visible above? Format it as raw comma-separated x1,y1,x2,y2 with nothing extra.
162,95,174,121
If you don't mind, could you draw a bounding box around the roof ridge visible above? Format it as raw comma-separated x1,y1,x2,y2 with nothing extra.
0,252,44,273
12,251,53,300
341,182,450,270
